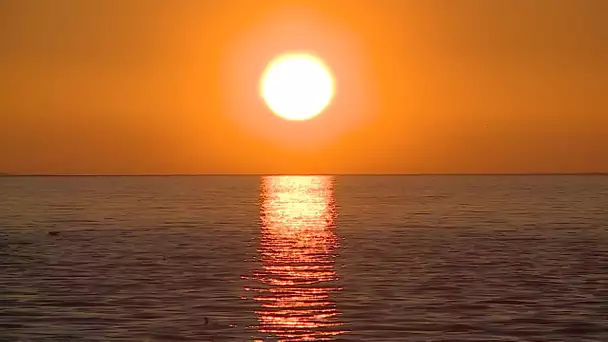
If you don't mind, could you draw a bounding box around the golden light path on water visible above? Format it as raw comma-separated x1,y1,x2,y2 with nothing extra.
250,176,345,341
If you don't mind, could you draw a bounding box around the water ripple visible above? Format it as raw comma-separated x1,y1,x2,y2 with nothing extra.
1,175,607,341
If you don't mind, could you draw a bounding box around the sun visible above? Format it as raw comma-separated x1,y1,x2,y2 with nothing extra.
260,53,335,121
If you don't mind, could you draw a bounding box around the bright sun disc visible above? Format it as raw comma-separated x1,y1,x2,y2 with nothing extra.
261,53,335,121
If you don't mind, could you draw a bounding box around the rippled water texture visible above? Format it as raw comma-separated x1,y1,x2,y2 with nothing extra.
248,176,344,341
1,175,607,341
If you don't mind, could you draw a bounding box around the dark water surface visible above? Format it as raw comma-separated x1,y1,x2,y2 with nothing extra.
1,175,607,341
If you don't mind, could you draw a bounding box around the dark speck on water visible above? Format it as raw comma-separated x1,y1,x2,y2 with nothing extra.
1,175,607,341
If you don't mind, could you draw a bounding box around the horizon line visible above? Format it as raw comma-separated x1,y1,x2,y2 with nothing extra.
1,172,607,177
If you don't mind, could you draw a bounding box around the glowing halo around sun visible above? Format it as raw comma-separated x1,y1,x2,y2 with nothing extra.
260,53,335,121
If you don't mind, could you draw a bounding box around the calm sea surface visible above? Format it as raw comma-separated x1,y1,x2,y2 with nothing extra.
1,175,607,341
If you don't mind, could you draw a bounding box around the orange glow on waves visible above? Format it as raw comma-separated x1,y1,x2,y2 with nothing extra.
248,176,345,341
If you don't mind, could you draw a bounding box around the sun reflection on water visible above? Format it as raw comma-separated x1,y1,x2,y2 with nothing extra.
250,176,345,341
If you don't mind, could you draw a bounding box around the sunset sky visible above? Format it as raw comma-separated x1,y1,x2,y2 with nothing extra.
2,0,606,174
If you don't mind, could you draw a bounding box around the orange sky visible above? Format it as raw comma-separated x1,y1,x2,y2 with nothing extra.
1,0,607,174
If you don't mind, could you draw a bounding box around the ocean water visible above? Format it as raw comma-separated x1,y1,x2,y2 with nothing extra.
1,175,607,341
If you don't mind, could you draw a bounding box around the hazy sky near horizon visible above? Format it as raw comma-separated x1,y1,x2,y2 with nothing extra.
2,0,607,174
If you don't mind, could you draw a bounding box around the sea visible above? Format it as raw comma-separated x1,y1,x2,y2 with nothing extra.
1,175,607,341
